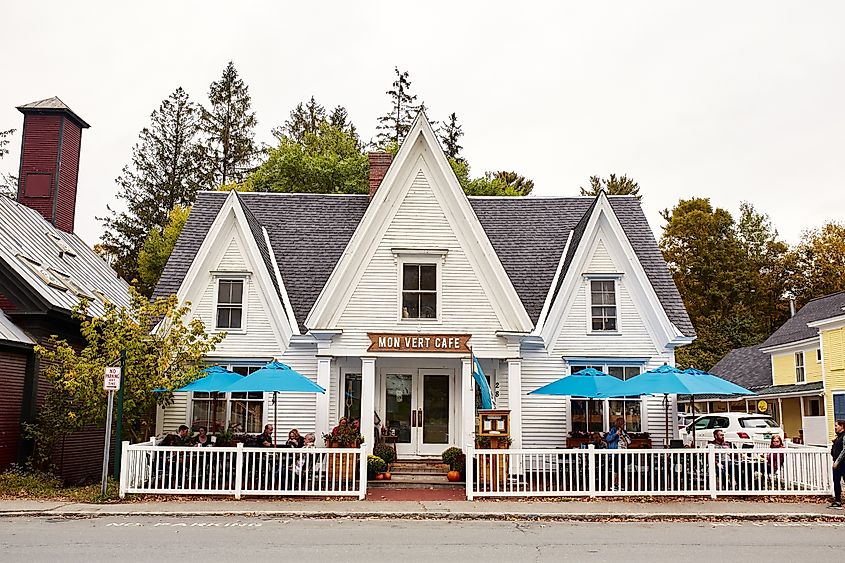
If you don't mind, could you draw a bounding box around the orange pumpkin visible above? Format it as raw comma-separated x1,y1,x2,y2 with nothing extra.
383,472,392,480
375,473,385,480
447,470,461,482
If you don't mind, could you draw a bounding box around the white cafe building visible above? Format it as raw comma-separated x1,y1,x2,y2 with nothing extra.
154,114,695,457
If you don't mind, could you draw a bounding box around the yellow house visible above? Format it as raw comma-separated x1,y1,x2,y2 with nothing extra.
707,292,845,446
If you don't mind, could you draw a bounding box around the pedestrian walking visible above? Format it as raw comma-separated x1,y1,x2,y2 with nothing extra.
830,420,845,508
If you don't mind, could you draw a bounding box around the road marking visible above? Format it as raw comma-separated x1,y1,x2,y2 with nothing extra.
106,521,262,528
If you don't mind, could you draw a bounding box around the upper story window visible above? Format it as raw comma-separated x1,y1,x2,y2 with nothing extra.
402,264,437,319
216,279,244,330
795,351,805,383
817,348,822,363
590,280,617,331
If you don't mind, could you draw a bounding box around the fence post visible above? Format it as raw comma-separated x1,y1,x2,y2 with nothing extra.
234,443,244,500
358,444,367,500
588,445,596,498
466,445,475,501
118,441,130,498
707,445,717,499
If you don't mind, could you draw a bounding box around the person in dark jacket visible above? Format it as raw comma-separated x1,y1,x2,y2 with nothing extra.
830,420,845,508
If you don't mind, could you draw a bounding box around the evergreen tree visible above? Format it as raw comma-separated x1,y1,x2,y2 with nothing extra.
580,174,642,199
328,105,358,144
201,61,258,187
376,67,419,147
273,96,326,143
100,88,203,288
439,113,464,161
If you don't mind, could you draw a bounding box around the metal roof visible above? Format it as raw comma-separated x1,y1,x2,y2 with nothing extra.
157,192,693,336
0,197,131,316
0,309,33,345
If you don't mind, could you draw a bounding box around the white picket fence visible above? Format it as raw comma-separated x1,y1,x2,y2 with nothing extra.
465,445,833,500
119,442,367,499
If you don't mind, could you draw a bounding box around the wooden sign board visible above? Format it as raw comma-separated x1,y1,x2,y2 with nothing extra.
367,333,471,353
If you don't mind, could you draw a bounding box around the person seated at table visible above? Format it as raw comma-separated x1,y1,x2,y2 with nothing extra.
605,418,631,450
285,428,304,448
303,432,316,448
709,429,732,449
257,424,275,447
161,425,191,446
766,435,786,474
589,432,607,449
194,426,212,447
709,429,736,488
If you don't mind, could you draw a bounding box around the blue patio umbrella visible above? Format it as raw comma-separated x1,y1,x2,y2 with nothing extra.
221,361,326,446
175,365,243,392
529,368,629,433
615,364,754,443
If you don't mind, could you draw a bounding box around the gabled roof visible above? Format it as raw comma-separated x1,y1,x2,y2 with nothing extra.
762,291,845,349
710,345,772,389
157,191,692,336
0,197,131,316
235,192,281,301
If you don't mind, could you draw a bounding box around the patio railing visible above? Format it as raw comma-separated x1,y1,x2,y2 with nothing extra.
119,442,367,499
465,445,832,500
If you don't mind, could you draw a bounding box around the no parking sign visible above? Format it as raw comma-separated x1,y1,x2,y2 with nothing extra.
104,367,121,390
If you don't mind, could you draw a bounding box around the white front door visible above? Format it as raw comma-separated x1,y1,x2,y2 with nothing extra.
383,369,453,457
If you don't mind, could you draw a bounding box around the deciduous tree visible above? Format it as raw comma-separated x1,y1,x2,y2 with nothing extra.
0,127,16,198
137,205,191,295
788,221,845,306
28,290,224,468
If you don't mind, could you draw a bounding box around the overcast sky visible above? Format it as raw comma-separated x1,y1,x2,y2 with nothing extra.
1,1,843,248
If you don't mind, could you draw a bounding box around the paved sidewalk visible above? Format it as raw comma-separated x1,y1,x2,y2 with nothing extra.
1,498,842,521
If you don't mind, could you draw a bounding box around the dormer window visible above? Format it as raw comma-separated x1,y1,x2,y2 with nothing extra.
49,268,93,298
17,255,66,289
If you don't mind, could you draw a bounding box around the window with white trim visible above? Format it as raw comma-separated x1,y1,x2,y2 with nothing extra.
795,351,805,383
402,264,437,319
190,365,263,433
569,364,642,432
216,279,244,329
590,280,617,331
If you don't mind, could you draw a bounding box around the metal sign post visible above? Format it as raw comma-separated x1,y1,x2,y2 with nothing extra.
101,367,121,497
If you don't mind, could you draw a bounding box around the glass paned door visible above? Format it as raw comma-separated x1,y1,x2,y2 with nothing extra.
418,372,451,455
383,370,453,457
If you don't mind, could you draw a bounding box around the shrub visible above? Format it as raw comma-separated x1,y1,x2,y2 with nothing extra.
367,455,387,478
373,443,396,465
441,447,464,470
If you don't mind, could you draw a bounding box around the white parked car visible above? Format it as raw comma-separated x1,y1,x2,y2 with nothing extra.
680,413,785,446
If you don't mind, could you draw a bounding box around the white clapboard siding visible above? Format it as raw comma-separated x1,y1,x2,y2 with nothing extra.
520,352,569,448
496,362,509,410
191,234,285,358
333,170,511,356
272,343,320,435
159,393,188,435
552,236,658,358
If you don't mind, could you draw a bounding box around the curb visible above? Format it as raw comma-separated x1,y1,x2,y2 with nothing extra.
2,510,844,522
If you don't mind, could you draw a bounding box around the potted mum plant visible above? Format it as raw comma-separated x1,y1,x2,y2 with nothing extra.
441,447,465,482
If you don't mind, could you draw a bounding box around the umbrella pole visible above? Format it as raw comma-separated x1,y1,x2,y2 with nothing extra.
274,391,278,447
690,395,695,445
664,395,669,448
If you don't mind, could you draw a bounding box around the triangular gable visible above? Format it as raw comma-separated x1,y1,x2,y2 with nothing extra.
174,190,297,342
539,192,691,349
306,113,533,332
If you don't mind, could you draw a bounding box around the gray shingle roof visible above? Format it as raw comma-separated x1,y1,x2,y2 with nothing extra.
234,192,283,306
683,381,824,401
0,197,131,316
762,291,845,348
157,192,693,336
710,345,772,389
17,96,90,128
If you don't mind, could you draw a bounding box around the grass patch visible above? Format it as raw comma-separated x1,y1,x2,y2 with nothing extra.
0,468,119,503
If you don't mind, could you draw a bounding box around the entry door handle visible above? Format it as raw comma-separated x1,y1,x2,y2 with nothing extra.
417,408,423,427
411,410,417,427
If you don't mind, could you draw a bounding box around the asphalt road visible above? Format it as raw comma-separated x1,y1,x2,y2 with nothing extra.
0,516,843,562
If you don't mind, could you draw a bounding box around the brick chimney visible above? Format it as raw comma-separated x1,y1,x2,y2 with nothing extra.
368,152,393,200
16,97,89,233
